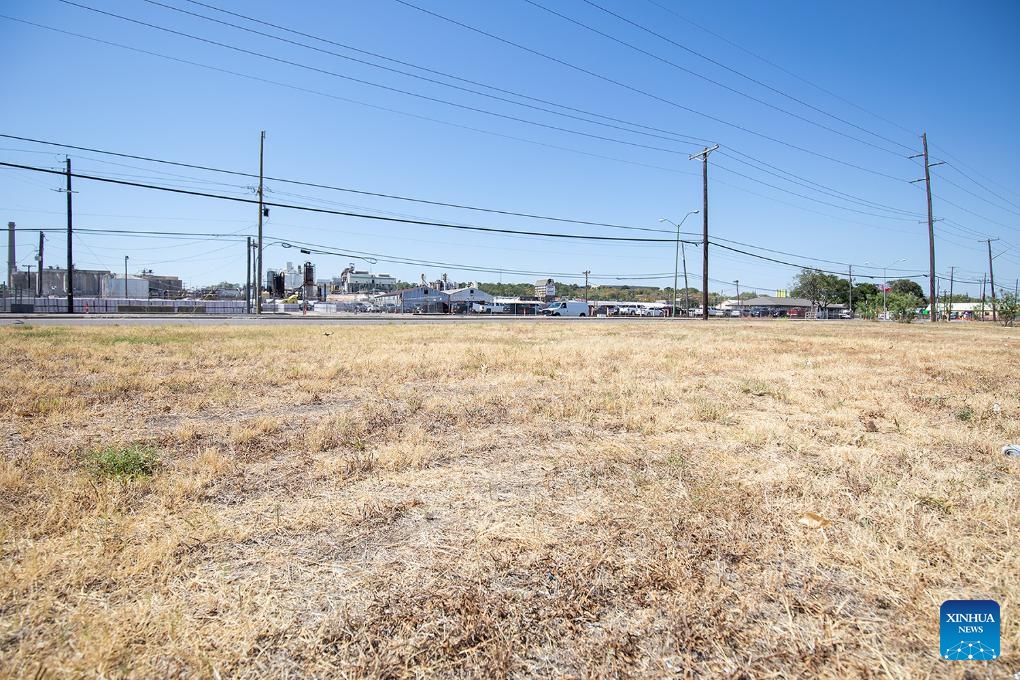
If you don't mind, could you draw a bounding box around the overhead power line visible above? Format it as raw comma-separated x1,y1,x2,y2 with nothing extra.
1,13,702,177
713,161,919,221
709,241,929,280
4,158,951,282
524,0,910,157
640,0,921,140
0,12,932,229
935,172,1020,219
138,0,938,219
581,0,919,154
140,0,707,149
0,160,686,243
56,0,698,157
931,145,1020,212
392,0,909,182
0,133,678,234
718,150,923,219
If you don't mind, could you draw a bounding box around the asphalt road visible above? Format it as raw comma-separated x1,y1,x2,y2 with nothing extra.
2,313,712,326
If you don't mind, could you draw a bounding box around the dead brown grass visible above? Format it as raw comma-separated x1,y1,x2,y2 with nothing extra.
1,320,1018,678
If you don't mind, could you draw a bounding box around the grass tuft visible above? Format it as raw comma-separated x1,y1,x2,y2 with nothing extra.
954,406,974,422
85,444,160,478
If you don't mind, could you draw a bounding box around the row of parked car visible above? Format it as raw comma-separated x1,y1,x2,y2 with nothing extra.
592,304,665,317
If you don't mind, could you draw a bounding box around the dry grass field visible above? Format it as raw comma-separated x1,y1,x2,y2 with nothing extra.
1,319,1017,678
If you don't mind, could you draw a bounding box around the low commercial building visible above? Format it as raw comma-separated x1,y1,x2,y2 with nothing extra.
927,302,996,320
374,286,450,313
741,296,846,317
446,286,493,313
493,297,544,315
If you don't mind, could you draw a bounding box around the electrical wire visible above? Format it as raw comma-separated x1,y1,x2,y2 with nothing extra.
0,134,680,235
56,0,699,158
0,161,683,243
392,0,911,182
640,0,921,141
931,145,1020,212
581,0,919,154
719,149,923,218
162,5,707,146
712,162,919,221
524,0,911,157
142,0,709,149
0,15,697,177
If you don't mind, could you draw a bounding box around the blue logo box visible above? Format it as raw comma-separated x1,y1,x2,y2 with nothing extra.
940,600,1000,660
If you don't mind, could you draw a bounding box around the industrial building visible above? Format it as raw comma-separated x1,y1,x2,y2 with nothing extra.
11,267,108,297
274,262,305,290
140,270,184,297
103,275,150,299
334,265,398,293
373,285,450,313
446,287,493,313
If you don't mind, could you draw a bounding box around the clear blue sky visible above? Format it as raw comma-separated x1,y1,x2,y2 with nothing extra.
2,0,1018,298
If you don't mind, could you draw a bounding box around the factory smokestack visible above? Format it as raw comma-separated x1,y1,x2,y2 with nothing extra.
7,222,14,288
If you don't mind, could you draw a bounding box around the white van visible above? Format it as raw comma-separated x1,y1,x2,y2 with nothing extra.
541,301,589,317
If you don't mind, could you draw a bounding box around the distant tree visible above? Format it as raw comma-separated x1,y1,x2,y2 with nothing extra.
853,282,880,304
888,292,923,323
890,279,926,301
998,292,1018,327
477,282,534,298
792,269,845,314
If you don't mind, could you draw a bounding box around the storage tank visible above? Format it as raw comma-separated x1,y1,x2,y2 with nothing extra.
104,275,149,298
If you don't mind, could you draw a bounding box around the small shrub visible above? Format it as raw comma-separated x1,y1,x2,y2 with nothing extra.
954,407,973,422
86,445,159,478
997,292,1018,327
855,298,879,321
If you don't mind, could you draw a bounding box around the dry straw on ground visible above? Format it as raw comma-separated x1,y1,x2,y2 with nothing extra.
1,320,1017,678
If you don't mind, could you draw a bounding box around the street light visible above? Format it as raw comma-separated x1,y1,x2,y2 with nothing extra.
124,255,129,299
866,258,906,318
660,210,699,317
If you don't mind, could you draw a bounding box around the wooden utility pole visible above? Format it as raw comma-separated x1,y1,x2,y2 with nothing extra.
5,221,12,289
909,133,942,324
257,131,265,315
848,265,853,319
246,236,252,314
986,238,1000,321
690,144,719,320
948,266,955,322
922,134,936,323
36,231,44,297
66,157,73,314
583,270,590,304
981,273,987,320
681,241,690,316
